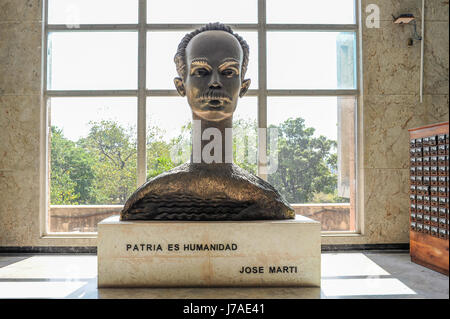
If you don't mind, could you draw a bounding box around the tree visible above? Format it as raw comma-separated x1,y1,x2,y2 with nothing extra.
233,117,258,174
50,126,96,204
267,117,343,203
78,120,137,204
146,122,190,179
50,116,343,206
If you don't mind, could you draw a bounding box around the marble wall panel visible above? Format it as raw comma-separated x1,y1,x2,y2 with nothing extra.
424,0,450,21
361,0,448,22
423,21,449,95
361,0,422,22
0,95,41,171
0,22,41,95
424,94,449,124
0,0,42,22
0,170,40,245
362,20,421,96
363,168,410,243
364,95,428,169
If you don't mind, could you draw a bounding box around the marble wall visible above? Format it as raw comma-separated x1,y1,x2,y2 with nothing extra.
0,0,93,247
0,0,448,247
355,0,449,245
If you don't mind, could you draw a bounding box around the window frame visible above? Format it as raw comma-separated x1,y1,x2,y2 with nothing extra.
40,0,362,237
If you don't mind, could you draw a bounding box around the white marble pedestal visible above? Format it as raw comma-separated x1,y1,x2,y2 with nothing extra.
97,215,321,287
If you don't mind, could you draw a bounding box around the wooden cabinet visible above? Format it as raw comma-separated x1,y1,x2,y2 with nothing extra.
408,122,449,276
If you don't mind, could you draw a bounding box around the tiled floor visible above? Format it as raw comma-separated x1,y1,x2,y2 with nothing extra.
0,251,448,299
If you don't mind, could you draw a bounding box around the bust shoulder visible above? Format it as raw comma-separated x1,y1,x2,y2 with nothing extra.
120,163,294,221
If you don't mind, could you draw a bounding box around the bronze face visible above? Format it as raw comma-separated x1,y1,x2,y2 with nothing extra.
174,30,251,122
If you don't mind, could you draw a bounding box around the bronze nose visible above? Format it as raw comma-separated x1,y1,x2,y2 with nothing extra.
209,72,222,89
209,81,222,89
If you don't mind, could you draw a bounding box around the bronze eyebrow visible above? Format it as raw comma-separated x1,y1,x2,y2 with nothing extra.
190,58,212,68
189,59,212,76
218,60,240,74
220,58,239,64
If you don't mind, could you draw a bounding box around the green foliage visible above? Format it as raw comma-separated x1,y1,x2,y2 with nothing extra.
80,120,137,204
50,126,95,204
267,117,345,203
51,121,136,205
50,115,345,206
146,122,189,179
233,118,258,174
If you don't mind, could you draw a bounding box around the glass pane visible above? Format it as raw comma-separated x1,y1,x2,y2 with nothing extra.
146,96,258,178
49,97,137,207
267,96,356,231
267,0,355,24
147,0,257,23
146,96,192,179
48,0,138,24
240,32,258,89
147,31,258,89
267,32,356,89
47,32,138,90
233,97,258,174
147,32,186,90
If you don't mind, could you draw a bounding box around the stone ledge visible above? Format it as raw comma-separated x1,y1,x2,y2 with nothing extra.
97,215,321,287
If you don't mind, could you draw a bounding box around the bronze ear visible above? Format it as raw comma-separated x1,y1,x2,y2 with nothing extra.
174,77,186,97
239,79,251,98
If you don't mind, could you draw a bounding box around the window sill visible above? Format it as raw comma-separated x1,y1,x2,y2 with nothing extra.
321,232,362,237
41,232,363,239
41,233,97,239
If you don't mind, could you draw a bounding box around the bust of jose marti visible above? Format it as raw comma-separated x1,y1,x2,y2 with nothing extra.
120,22,294,221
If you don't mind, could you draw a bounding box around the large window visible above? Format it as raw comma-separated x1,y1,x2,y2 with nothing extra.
44,0,359,234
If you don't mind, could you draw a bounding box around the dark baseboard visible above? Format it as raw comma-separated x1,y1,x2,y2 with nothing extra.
321,243,409,252
0,246,97,254
0,244,409,254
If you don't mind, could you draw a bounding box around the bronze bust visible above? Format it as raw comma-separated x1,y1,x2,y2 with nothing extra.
120,22,294,221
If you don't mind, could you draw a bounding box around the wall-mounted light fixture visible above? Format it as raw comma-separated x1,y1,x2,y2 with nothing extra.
392,0,425,103
393,13,416,24
393,14,422,46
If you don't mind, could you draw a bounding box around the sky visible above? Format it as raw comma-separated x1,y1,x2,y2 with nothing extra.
48,0,356,144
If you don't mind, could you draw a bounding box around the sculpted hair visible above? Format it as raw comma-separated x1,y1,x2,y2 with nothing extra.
174,22,250,81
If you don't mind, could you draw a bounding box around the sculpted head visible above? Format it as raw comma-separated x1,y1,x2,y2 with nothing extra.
174,23,251,122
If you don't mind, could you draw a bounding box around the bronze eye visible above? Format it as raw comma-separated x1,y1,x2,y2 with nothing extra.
193,68,209,77
221,69,236,77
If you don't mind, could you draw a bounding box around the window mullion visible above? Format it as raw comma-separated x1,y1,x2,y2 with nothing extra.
47,24,138,31
257,0,268,180
267,89,359,96
266,24,357,31
137,0,147,187
41,0,50,236
146,23,258,31
46,90,138,97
